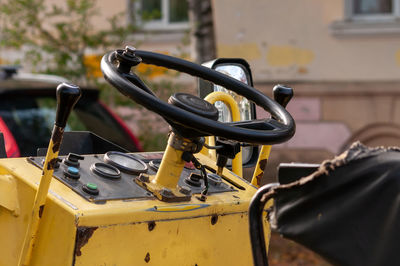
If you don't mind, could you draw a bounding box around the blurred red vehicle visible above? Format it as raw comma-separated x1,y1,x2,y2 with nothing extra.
0,66,142,157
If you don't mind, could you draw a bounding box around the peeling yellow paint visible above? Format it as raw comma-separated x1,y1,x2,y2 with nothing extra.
266,45,314,67
217,43,262,60
396,49,400,66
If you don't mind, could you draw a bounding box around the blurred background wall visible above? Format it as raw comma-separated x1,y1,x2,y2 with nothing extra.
212,0,400,181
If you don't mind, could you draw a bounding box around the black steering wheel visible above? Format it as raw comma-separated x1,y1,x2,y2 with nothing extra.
101,48,295,145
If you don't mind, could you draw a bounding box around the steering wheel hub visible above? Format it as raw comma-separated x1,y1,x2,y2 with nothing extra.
168,93,219,121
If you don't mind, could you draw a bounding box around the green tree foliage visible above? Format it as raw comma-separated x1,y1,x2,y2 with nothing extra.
0,0,192,151
0,0,136,83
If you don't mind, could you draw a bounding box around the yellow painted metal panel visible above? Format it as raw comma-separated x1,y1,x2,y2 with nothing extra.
30,198,77,266
0,160,78,265
0,152,268,265
0,174,20,216
75,212,270,266
0,176,35,265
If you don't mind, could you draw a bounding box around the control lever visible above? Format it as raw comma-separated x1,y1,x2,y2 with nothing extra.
63,152,85,167
19,83,81,266
273,84,293,108
251,84,294,187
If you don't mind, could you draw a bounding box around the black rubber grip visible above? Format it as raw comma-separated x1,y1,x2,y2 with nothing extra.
55,83,82,127
273,85,293,108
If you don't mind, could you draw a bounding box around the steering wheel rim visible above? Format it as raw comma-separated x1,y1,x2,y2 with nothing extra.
101,49,295,145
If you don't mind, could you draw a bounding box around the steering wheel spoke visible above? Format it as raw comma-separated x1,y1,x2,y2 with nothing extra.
123,72,156,97
227,119,284,131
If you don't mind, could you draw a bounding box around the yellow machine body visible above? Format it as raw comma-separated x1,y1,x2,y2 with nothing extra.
0,153,270,265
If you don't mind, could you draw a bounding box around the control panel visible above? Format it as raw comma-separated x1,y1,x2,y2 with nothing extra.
28,151,236,202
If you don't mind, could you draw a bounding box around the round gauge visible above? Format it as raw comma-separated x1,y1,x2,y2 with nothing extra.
104,151,148,174
149,159,162,172
90,163,121,179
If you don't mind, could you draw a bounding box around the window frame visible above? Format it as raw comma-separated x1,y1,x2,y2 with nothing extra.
331,0,400,36
344,0,400,21
130,0,189,31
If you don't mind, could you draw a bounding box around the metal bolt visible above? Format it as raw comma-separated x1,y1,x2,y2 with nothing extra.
138,174,150,183
160,188,173,197
179,185,192,195
124,45,136,56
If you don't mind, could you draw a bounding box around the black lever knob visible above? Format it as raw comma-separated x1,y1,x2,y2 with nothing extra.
55,83,81,127
64,153,84,167
273,84,293,108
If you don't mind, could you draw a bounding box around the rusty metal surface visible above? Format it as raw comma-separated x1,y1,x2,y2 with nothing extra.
74,227,98,257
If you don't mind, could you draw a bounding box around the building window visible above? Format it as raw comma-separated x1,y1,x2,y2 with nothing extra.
131,0,189,30
354,0,392,14
331,0,400,36
345,0,400,20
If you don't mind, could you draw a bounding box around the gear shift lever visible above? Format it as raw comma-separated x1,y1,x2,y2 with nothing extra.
19,83,81,266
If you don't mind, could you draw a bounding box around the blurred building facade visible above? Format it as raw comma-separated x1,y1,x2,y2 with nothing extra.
212,0,400,174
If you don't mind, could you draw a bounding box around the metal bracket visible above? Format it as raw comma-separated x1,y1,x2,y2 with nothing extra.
135,174,191,202
168,132,203,153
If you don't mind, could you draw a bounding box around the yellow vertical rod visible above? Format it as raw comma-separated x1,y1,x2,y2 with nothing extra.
153,134,185,189
18,126,63,266
251,145,272,188
202,91,243,177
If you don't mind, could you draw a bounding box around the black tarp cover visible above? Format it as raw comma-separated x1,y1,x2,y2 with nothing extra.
270,142,400,266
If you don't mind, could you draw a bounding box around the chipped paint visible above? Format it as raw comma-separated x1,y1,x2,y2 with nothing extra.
74,226,98,257
144,252,150,263
251,146,271,188
255,173,263,187
217,43,262,60
211,214,218,225
266,45,314,67
148,221,156,231
47,158,59,170
258,159,267,171
39,205,44,218
51,126,64,153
